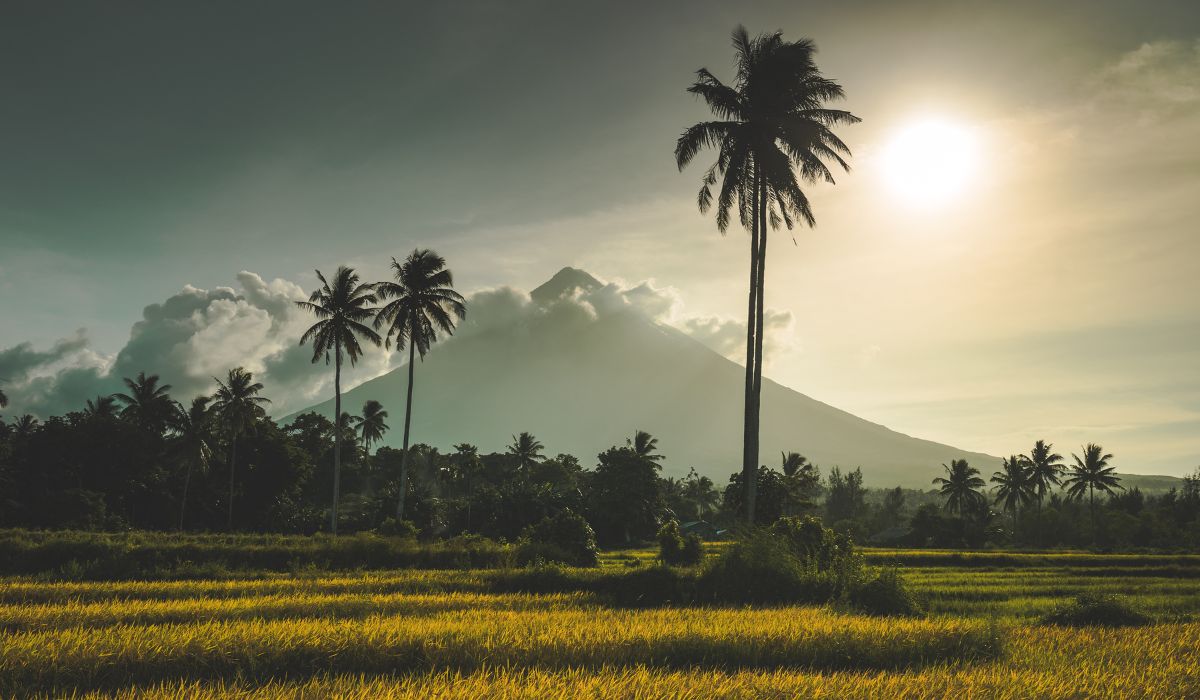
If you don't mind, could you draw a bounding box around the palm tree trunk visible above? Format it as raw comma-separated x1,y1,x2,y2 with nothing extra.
1090,484,1096,544
741,167,761,526
396,340,416,521
751,168,768,497
227,437,237,531
179,461,192,531
332,348,342,534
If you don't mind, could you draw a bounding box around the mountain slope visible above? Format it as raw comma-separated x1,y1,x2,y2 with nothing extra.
292,268,1001,487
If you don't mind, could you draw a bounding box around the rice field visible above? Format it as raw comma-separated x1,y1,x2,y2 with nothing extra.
2,546,1198,697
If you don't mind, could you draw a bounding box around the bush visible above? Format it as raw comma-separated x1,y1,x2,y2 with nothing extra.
596,565,694,608
375,518,418,539
696,517,867,605
517,510,598,567
845,567,924,617
657,520,703,566
1040,593,1151,627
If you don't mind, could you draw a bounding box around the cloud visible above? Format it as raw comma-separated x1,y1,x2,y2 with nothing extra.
1,266,796,420
1,272,395,418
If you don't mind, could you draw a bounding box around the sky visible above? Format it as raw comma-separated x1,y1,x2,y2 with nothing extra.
2,0,1199,475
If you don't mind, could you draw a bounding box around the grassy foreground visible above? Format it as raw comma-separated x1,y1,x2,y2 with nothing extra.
2,542,1198,696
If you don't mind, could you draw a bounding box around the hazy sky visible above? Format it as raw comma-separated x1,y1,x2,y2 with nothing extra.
2,1,1199,475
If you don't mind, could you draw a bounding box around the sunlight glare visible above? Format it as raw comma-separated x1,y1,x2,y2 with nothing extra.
881,119,980,208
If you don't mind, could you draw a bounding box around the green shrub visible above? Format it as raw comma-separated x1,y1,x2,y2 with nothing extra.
376,518,419,539
845,567,924,617
657,520,704,566
595,565,694,608
696,531,824,604
1040,593,1151,627
517,511,599,567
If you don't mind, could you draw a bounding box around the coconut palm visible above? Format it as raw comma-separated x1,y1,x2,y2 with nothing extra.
933,459,986,516
297,266,382,534
83,395,118,420
113,372,175,432
11,414,38,439
210,367,270,531
781,451,810,477
627,429,663,464
507,432,545,473
1065,443,1122,541
1025,439,1064,543
169,397,212,530
350,400,389,455
991,455,1034,534
675,26,858,524
373,249,466,521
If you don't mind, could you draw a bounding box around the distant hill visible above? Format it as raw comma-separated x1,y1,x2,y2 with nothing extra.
289,268,1175,489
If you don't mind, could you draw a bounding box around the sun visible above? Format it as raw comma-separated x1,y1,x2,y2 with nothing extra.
880,118,980,208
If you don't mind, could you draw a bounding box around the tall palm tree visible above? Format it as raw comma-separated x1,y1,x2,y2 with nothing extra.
1065,443,1122,541
1025,439,1064,544
933,459,986,516
452,443,483,529
374,249,466,521
113,371,175,432
210,367,270,531
507,432,545,473
297,266,382,534
83,395,118,420
991,455,1033,535
0,384,7,409
350,400,389,455
627,429,663,464
675,26,858,524
169,397,212,530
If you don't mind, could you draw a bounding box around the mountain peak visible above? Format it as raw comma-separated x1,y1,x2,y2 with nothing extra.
530,267,604,304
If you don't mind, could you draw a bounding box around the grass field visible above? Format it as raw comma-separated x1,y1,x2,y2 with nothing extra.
2,543,1198,697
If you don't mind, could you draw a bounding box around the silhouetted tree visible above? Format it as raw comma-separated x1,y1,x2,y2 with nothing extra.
781,451,821,515
0,385,7,409
114,372,175,433
587,445,665,544
1065,443,1122,542
933,459,985,516
211,367,270,531
824,466,867,526
1026,439,1064,543
297,266,381,534
992,455,1034,535
374,249,466,521
350,400,389,456
169,397,212,530
507,432,545,473
83,395,118,420
675,26,858,524
627,430,663,463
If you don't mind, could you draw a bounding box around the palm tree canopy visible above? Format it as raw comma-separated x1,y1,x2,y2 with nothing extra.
350,399,389,448
210,367,271,437
781,451,810,476
169,397,213,471
1026,439,1065,498
12,414,39,438
373,250,467,358
932,458,986,515
628,429,663,462
1064,443,1123,500
507,431,545,470
992,455,1034,512
83,395,118,420
675,25,859,235
297,266,382,366
113,371,175,429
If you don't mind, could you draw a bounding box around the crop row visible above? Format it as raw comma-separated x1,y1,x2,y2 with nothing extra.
0,607,1001,694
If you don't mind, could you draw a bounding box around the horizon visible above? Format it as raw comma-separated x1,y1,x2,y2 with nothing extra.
3,1,1200,477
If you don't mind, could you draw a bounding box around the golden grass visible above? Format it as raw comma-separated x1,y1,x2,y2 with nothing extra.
0,607,999,694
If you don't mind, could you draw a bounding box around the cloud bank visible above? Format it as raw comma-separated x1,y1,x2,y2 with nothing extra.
1,269,792,419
